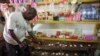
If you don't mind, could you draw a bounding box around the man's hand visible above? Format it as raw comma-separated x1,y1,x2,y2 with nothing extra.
28,31,44,45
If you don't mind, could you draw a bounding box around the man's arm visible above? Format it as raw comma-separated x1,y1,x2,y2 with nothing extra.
28,31,42,44
9,29,22,44
28,31,37,40
28,31,36,38
7,12,24,47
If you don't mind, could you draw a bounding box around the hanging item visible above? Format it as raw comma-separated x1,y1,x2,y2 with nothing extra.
31,2,37,7
9,0,27,3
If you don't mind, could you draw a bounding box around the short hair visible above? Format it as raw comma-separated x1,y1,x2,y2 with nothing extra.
26,7,37,20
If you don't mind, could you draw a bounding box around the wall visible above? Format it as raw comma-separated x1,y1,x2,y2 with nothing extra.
33,24,95,36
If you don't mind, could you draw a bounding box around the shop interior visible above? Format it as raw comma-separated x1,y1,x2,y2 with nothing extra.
0,0,100,56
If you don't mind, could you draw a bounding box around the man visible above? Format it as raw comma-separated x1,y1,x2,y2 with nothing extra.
3,7,38,56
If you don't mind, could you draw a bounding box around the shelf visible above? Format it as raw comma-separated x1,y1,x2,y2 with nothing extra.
37,2,58,5
9,3,30,6
33,47,88,51
37,37,100,43
32,20,100,24
8,0,100,6
9,2,58,6
78,0,100,3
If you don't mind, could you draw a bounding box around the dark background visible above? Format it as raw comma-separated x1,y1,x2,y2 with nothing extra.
0,0,9,3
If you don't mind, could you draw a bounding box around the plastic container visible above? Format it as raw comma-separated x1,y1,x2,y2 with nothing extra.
83,35,94,40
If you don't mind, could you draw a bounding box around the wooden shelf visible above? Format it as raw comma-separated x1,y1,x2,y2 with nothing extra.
9,2,58,6
78,0,100,3
9,0,100,6
37,2,58,5
9,3,30,6
37,37,100,43
32,20,100,24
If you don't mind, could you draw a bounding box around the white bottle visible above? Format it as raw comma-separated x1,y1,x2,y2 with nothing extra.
66,53,69,56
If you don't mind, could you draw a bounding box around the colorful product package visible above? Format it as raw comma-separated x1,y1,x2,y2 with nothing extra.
83,35,94,40
80,5,99,20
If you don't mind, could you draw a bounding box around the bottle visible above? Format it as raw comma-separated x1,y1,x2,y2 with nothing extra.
61,52,64,56
74,44,77,47
66,53,69,56
88,44,91,47
41,52,45,56
80,44,83,47
74,53,78,56
51,52,55,56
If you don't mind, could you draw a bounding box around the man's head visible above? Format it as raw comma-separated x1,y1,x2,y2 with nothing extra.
23,7,37,21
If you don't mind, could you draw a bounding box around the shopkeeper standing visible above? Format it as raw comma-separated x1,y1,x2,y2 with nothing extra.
3,7,37,56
